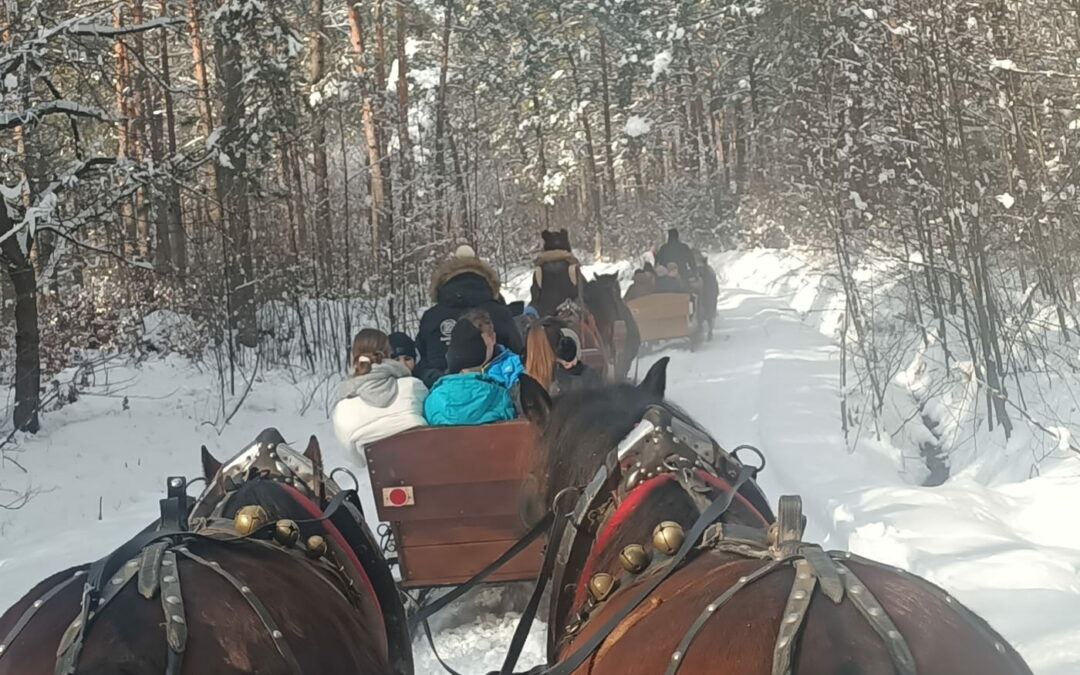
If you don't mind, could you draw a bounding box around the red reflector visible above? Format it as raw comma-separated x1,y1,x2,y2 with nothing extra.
383,486,414,507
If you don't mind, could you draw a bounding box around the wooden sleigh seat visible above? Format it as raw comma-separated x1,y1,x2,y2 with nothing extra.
365,421,542,587
626,292,694,342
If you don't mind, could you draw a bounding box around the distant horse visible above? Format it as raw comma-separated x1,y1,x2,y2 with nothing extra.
0,430,411,675
516,360,1032,675
583,273,640,379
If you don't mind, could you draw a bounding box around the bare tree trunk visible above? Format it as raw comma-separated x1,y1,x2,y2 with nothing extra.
130,0,150,261
395,2,414,223
114,6,137,258
160,0,185,275
215,10,257,347
433,0,453,237
598,33,618,208
309,0,332,289
346,0,390,272
1,208,40,433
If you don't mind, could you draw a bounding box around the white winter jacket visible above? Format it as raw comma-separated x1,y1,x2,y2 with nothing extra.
332,360,428,457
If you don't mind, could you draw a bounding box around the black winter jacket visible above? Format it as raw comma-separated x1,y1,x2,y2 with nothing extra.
655,240,695,277
415,272,524,387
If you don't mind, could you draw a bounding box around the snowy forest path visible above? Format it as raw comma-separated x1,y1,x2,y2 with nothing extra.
639,285,1080,675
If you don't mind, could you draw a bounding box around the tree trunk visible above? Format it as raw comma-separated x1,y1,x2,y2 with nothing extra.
309,0,332,289
346,1,390,271
160,0,185,274
395,2,414,222
1,209,40,433
215,10,257,347
598,33,618,208
433,0,453,237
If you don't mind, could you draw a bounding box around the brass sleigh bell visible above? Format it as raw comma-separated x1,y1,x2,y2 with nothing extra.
234,505,269,536
619,544,651,574
652,521,685,555
305,535,328,559
588,573,616,602
273,519,300,547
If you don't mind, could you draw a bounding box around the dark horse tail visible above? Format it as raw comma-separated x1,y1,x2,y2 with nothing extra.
525,324,556,391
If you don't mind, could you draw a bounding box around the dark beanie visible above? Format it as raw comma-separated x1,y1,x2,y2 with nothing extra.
446,320,488,373
667,228,679,241
388,332,416,359
556,335,578,362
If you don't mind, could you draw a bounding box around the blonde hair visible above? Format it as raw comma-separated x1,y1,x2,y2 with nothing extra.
524,324,555,391
350,328,390,376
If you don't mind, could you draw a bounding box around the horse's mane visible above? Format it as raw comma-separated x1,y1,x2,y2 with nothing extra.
540,381,664,501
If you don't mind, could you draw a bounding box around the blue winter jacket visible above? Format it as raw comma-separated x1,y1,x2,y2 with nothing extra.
423,372,516,426
484,346,524,389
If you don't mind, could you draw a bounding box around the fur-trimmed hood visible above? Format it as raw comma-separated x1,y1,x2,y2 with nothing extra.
429,256,501,302
533,249,580,267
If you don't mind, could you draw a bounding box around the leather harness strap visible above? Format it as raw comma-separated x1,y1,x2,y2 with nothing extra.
836,562,916,674
540,465,755,675
0,570,83,660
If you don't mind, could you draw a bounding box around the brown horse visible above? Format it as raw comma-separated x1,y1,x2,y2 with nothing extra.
583,274,640,379
0,429,411,675
516,360,1032,675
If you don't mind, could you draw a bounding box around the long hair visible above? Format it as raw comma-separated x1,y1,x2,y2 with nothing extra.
350,328,390,376
524,324,556,391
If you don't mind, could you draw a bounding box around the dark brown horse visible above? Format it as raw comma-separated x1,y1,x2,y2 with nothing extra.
0,429,411,675
583,274,640,380
516,360,1032,675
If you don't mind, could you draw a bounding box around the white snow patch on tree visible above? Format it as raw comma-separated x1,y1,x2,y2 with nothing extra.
996,192,1016,209
624,115,651,138
850,190,868,210
3,73,16,91
990,58,1018,71
413,66,441,90
650,50,672,83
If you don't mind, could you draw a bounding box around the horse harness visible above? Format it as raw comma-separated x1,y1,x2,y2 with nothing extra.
501,404,927,675
0,435,406,675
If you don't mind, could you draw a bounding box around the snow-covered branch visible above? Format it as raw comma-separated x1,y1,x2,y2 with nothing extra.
0,100,112,130
66,16,186,37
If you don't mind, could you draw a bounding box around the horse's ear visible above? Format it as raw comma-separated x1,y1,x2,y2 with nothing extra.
519,374,551,427
201,445,222,480
304,435,327,501
303,435,322,464
638,357,669,399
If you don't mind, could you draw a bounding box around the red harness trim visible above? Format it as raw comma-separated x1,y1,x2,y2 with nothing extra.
571,469,770,608
279,483,383,615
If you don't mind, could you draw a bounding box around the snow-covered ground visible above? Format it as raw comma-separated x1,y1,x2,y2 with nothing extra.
2,250,1078,674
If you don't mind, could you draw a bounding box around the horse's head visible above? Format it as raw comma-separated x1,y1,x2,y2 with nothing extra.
590,273,621,296
190,428,338,527
518,357,669,521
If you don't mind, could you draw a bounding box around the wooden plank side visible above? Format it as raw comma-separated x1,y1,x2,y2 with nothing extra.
399,538,544,588
396,515,527,547
366,421,535,489
373,479,524,524
627,293,691,341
